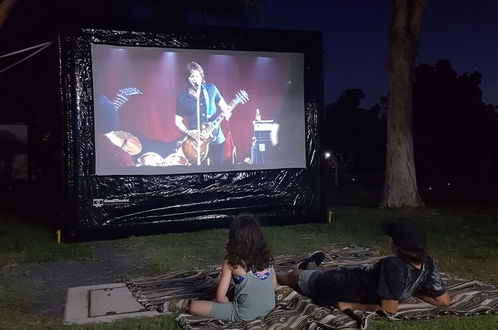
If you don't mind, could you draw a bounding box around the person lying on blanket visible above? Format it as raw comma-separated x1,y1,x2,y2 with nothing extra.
187,214,277,321
276,218,451,315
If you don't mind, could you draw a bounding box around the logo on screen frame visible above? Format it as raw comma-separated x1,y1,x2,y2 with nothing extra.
93,198,129,208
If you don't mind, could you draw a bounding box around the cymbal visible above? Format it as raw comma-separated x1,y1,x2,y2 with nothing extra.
110,130,142,156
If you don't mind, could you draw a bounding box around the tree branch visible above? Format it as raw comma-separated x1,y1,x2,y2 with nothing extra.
0,0,18,29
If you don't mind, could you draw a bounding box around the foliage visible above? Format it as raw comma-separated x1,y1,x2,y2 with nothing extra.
324,89,386,172
2,0,264,34
324,58,498,202
413,59,498,177
0,0,18,28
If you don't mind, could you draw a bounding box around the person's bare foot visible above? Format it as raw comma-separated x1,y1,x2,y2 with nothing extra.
304,262,318,270
336,302,353,311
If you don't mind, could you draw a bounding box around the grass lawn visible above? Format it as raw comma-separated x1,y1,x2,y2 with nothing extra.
0,205,497,329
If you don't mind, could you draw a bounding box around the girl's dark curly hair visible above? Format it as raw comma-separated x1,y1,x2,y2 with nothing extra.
225,214,273,272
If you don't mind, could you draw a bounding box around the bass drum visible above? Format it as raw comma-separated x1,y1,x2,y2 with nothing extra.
136,152,164,166
163,152,189,166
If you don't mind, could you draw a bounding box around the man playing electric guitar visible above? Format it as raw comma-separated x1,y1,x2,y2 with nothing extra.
175,62,233,166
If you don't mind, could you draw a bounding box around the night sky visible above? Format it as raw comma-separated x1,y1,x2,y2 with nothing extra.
1,0,497,109
185,0,498,108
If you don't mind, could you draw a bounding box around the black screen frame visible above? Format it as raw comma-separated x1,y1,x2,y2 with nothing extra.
59,26,324,241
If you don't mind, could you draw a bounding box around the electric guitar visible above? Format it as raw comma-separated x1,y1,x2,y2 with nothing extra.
113,87,142,110
182,90,249,164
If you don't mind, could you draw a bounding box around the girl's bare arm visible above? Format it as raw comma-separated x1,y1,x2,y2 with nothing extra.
215,260,232,303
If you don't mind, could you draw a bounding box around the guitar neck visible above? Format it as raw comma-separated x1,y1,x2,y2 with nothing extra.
205,99,239,135
113,88,142,111
113,94,128,110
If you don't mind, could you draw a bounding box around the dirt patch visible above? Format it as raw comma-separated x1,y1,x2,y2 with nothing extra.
2,240,146,320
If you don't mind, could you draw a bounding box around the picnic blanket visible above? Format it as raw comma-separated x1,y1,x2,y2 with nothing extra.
126,246,498,329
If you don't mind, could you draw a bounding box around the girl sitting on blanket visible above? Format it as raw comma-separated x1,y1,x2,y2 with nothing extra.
188,214,277,322
277,218,451,315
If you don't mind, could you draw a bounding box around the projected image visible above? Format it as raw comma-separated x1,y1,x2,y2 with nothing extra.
91,45,306,175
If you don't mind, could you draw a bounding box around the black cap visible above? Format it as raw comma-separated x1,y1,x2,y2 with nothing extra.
382,219,427,253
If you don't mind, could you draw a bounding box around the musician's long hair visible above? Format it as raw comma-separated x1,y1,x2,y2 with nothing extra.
225,214,273,272
184,61,205,84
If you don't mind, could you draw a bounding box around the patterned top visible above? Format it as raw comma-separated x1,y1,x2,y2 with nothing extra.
233,267,271,284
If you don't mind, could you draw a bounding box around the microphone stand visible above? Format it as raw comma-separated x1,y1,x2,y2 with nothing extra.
195,83,201,166
232,144,237,165
228,123,237,165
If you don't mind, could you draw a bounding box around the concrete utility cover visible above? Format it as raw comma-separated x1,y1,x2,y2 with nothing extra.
64,283,161,324
89,286,146,316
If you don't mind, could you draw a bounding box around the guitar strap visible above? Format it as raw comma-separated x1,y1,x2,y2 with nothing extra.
202,86,211,120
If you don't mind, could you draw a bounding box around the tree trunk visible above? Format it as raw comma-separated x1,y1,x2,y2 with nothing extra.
381,0,427,208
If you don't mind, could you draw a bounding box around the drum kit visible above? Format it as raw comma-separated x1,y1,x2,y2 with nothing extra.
108,130,143,156
137,151,188,167
98,86,189,167
105,130,189,167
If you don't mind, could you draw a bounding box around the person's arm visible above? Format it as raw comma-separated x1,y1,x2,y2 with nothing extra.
215,260,232,303
271,267,278,290
415,292,450,307
336,299,398,315
415,257,450,307
175,115,188,134
175,115,199,140
379,299,399,314
218,98,232,120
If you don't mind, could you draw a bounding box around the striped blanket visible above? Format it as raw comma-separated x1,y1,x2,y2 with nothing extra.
126,247,498,329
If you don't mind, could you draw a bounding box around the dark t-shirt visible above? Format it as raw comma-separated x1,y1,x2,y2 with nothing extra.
311,256,446,307
176,83,225,144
